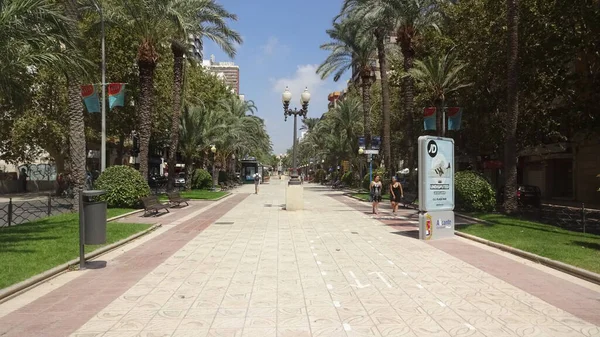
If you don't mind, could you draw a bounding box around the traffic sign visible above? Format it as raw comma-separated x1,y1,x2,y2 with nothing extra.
364,149,379,155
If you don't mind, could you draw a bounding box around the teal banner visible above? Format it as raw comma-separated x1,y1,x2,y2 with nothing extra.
81,84,100,113
108,83,125,109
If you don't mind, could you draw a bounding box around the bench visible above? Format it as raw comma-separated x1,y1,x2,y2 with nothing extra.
141,196,170,216
401,193,418,209
167,192,190,207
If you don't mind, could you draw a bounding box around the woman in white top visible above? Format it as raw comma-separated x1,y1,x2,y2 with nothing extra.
370,175,383,214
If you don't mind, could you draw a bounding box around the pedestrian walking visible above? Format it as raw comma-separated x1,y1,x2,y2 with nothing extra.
254,173,260,194
389,176,404,216
370,175,382,214
19,168,28,193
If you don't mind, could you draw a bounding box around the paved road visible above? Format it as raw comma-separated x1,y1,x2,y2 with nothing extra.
0,180,598,337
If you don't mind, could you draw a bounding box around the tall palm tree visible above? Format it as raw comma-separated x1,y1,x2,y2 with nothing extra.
340,0,393,172
167,0,242,191
390,0,440,170
178,104,225,189
114,0,173,180
504,0,520,213
408,50,472,136
62,0,93,198
300,117,320,132
317,20,376,147
0,0,83,98
0,0,88,197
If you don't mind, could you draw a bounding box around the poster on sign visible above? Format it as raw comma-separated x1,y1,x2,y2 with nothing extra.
418,136,455,212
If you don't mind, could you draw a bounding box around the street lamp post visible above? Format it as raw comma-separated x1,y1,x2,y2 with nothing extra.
358,147,373,185
282,86,310,185
211,145,217,191
92,0,107,172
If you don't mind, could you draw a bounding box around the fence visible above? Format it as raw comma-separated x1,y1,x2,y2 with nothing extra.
514,203,600,235
0,194,75,228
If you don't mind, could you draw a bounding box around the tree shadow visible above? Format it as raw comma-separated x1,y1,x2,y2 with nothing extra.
571,241,600,251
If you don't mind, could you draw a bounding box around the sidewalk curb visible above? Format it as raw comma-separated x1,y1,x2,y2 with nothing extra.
455,212,495,225
454,231,600,286
212,192,232,201
0,223,162,304
107,209,144,222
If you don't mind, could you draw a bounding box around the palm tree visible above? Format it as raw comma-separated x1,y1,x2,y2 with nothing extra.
113,0,175,180
408,50,472,136
0,0,89,197
317,20,376,147
167,0,242,191
339,0,393,173
300,117,320,132
504,0,520,213
0,0,80,103
391,0,441,170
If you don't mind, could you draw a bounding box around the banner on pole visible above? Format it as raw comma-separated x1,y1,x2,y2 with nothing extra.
447,107,462,131
371,136,381,150
423,107,436,130
108,83,126,109
81,84,100,113
358,137,365,149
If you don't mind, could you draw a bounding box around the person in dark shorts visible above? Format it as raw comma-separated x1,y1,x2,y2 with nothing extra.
370,175,382,214
389,176,404,216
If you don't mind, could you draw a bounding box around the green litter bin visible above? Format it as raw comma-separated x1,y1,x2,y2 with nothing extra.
82,190,107,245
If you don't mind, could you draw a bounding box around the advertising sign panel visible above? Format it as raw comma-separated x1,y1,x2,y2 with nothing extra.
418,136,455,212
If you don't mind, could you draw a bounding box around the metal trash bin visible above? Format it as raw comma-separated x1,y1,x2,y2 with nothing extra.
82,190,107,245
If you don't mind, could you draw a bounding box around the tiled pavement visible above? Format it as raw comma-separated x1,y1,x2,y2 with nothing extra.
0,180,599,337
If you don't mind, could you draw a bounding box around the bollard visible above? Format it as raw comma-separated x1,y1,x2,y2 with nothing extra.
47,193,52,216
582,203,586,234
7,198,12,227
78,189,85,270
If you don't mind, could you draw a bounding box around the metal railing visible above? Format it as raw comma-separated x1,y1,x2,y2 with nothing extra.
0,194,75,227
513,203,600,235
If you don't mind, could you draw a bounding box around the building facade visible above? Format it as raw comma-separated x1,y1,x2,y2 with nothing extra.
202,55,240,95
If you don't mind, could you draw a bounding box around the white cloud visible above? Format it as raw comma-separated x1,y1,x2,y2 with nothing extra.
260,36,279,55
271,64,327,98
266,64,350,153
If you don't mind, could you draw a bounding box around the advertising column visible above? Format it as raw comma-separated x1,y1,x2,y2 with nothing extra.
418,136,455,240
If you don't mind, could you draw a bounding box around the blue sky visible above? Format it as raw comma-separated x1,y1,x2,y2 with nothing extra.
203,0,349,155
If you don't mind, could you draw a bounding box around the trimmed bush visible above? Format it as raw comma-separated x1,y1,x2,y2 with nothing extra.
95,165,150,208
455,171,496,212
191,169,212,190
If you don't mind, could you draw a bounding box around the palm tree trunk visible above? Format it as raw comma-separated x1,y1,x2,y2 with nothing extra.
136,62,156,181
167,46,185,191
67,78,86,198
184,158,193,191
361,78,372,149
402,49,416,174
375,31,392,174
504,0,520,213
435,99,444,137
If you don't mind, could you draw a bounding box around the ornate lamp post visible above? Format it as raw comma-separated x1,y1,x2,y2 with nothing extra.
282,86,311,185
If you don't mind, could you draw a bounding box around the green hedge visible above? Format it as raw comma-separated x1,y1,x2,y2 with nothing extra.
455,171,496,212
191,169,212,189
95,166,150,208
